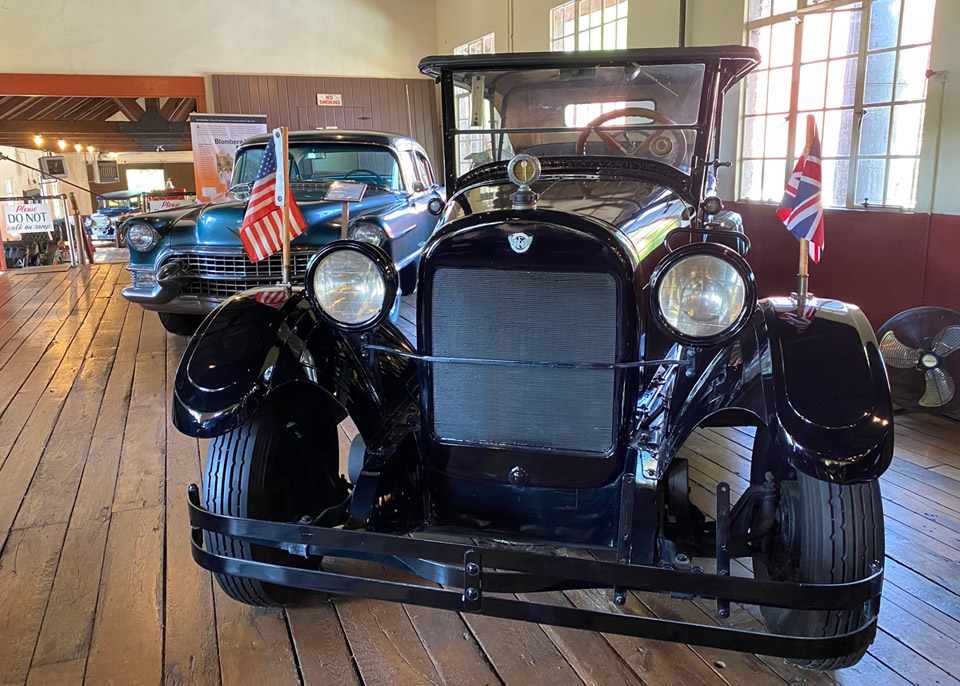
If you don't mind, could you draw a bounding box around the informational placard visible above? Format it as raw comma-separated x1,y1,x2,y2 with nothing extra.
189,114,268,203
316,93,343,106
148,197,195,212
2,202,54,239
324,181,366,202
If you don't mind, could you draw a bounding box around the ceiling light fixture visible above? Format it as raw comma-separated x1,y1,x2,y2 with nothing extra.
33,134,43,146
74,143,83,152
86,145,95,153
57,139,67,150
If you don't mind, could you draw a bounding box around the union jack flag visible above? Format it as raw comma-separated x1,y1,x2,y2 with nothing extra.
239,128,306,262
777,122,825,263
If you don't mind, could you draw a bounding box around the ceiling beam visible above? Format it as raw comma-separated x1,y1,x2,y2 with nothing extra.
160,97,196,122
0,96,29,118
0,73,206,101
112,98,145,121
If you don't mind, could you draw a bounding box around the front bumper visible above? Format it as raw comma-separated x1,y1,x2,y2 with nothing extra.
187,485,882,661
123,264,223,314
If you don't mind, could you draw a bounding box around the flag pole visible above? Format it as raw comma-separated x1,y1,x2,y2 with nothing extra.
796,114,815,314
280,126,292,291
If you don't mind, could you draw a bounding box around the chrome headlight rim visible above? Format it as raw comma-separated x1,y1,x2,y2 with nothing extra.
650,243,756,346
348,220,387,246
124,221,159,252
305,240,398,332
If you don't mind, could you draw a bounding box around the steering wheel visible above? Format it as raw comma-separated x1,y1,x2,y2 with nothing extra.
576,107,688,167
343,168,386,186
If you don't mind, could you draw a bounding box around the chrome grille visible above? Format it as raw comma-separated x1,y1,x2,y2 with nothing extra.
429,268,619,455
160,250,316,299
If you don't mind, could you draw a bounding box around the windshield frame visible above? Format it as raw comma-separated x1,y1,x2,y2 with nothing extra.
422,47,759,203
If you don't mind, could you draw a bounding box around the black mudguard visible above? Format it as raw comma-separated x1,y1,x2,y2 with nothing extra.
172,288,418,454
665,297,893,484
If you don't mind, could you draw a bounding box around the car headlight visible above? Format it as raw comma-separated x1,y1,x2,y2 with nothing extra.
125,222,159,252
348,221,386,246
652,245,754,343
307,242,397,329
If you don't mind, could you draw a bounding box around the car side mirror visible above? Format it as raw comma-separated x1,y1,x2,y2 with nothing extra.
412,180,426,193
427,198,444,216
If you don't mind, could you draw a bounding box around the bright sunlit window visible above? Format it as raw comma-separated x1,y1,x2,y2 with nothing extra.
454,34,497,175
454,33,495,56
550,0,628,52
125,168,166,193
740,0,936,208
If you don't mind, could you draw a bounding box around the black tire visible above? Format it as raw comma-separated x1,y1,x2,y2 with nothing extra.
158,312,205,336
399,258,419,296
756,470,883,670
203,400,348,606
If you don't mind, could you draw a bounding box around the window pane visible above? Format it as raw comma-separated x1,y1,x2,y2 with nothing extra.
794,111,824,158
798,62,828,110
748,0,772,21
745,71,769,115
823,108,854,157
749,26,771,66
856,158,886,205
887,158,919,207
900,0,935,46
868,0,901,52
896,45,931,101
616,18,626,48
773,0,797,14
826,57,858,107
762,159,787,201
741,159,763,200
801,12,831,63
891,103,925,156
765,115,789,157
767,67,792,113
864,51,895,103
769,21,796,68
830,7,862,57
822,158,850,207
743,116,766,158
859,106,891,155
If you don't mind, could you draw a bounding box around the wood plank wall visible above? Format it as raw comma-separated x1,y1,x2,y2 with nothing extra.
211,74,441,167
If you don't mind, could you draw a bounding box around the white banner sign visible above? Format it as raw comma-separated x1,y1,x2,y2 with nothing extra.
189,114,269,203
316,93,343,106
3,203,54,238
148,198,195,212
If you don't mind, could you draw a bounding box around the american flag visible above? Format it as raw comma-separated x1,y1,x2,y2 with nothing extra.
239,129,306,262
777,122,825,263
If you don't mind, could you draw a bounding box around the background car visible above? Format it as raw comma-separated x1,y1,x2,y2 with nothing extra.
85,189,144,246
121,130,443,335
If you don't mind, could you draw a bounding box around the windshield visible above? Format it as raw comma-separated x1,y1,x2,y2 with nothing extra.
452,63,705,176
232,143,403,190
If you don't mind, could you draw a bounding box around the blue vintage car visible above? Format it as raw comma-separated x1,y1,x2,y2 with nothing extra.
121,130,443,334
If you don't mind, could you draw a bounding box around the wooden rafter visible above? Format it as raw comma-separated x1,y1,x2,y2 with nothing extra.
112,98,145,122
160,97,196,122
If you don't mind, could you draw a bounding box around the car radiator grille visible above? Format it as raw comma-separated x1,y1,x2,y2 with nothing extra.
160,251,315,299
429,268,619,455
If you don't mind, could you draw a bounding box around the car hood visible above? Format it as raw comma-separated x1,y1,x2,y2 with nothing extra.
167,186,402,248
444,177,688,261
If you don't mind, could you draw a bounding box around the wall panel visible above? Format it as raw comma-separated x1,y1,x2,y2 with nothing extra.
212,74,440,167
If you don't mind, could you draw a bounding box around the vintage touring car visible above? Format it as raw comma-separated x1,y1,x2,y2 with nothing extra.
121,130,443,334
176,46,891,669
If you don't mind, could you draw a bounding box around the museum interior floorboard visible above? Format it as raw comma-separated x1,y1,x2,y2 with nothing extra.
0,264,958,686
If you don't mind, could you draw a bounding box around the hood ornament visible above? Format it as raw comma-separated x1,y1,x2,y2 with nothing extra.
507,154,541,210
508,232,533,253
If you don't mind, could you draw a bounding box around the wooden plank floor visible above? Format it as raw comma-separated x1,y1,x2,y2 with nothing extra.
1,265,959,685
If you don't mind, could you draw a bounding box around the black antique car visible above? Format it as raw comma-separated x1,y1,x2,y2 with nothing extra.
176,46,891,670
122,131,442,335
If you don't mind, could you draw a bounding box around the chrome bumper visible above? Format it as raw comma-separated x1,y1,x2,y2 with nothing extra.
123,263,223,314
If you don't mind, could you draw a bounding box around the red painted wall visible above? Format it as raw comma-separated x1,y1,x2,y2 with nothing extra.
731,202,960,330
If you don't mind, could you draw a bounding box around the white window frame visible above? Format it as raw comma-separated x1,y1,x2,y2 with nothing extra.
550,0,628,52
739,0,935,209
453,33,495,56
453,34,496,175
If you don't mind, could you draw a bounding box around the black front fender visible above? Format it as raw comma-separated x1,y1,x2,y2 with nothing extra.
172,288,419,452
664,297,893,484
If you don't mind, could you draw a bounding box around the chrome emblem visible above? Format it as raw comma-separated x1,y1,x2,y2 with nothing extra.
508,232,533,253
